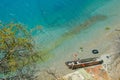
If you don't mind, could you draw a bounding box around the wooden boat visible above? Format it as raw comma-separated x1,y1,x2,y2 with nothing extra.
65,57,103,69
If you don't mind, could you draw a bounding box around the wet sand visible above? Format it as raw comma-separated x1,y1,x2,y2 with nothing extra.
36,25,120,80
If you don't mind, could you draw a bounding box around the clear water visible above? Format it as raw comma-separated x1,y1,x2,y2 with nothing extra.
0,0,108,28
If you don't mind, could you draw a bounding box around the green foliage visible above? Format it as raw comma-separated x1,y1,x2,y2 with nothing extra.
80,47,83,50
0,22,47,76
105,27,110,30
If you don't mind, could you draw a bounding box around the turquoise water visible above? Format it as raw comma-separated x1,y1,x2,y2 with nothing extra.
0,0,108,28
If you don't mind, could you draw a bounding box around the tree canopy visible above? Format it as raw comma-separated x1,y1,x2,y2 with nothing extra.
0,22,47,79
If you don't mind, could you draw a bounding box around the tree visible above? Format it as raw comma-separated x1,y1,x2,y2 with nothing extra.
0,21,46,79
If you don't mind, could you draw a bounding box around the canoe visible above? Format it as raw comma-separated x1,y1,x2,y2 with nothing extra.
65,58,103,69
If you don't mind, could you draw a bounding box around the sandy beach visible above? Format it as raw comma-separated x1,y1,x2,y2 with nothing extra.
37,27,120,80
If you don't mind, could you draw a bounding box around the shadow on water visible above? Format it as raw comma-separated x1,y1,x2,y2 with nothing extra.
41,15,107,55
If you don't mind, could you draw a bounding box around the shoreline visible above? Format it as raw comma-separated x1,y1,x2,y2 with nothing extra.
35,1,120,79
35,24,120,80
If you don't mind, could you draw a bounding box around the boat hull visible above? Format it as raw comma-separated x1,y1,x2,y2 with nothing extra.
65,60,103,69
